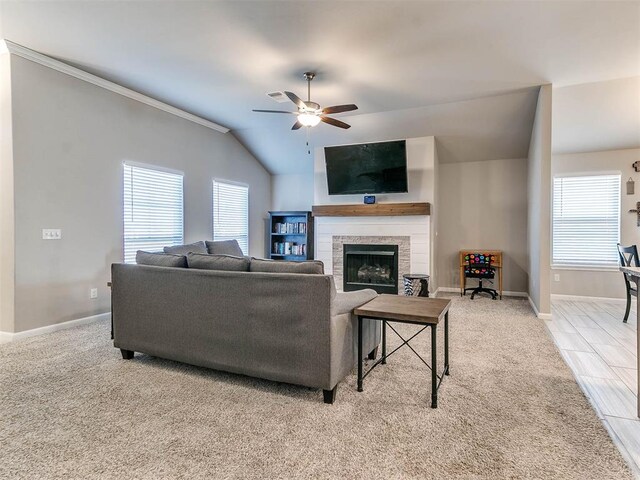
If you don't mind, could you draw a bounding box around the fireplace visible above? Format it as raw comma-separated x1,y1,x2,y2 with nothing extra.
343,244,399,294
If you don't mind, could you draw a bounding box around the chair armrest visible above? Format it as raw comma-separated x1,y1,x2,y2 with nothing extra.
331,289,377,316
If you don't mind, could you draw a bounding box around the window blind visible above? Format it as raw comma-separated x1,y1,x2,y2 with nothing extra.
213,180,249,255
552,174,620,266
123,164,184,263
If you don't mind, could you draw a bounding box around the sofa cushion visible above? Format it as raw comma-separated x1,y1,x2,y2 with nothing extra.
187,253,250,271
163,241,208,255
205,240,244,257
136,251,187,268
250,258,324,274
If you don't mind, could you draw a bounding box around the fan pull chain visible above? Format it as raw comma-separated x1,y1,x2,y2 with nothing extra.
306,127,311,155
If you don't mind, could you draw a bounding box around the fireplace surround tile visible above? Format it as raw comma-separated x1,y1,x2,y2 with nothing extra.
332,236,410,293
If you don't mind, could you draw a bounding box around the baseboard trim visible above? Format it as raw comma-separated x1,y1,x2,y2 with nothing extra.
528,296,552,320
0,331,13,343
435,286,528,298
551,293,626,304
0,312,110,342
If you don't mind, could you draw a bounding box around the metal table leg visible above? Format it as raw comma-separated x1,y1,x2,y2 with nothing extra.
357,316,363,392
444,311,449,375
431,324,437,408
382,320,387,365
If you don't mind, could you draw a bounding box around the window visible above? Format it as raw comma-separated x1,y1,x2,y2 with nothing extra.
552,174,620,266
123,163,184,263
213,180,249,255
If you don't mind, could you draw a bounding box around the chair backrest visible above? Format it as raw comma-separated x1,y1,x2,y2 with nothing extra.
617,243,639,288
617,244,639,267
464,253,495,278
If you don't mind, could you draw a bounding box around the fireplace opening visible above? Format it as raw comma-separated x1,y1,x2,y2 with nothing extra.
343,244,399,294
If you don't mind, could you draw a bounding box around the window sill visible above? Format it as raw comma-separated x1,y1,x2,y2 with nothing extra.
551,265,620,272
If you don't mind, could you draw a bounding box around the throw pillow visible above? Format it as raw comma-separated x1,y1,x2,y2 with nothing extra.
205,240,244,257
163,241,208,255
136,251,187,268
186,253,250,272
250,258,324,274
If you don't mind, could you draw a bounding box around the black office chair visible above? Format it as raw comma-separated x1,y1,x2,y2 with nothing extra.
617,243,638,323
463,253,497,300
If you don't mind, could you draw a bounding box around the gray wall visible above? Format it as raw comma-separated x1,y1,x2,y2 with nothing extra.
551,148,640,298
7,55,271,333
527,85,552,315
0,53,14,334
431,143,439,290
271,173,314,211
436,158,529,292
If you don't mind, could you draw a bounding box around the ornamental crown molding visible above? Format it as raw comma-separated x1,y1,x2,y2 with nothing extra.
2,39,229,133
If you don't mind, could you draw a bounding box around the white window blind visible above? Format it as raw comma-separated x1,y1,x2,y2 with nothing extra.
213,180,249,255
552,174,620,266
123,163,184,263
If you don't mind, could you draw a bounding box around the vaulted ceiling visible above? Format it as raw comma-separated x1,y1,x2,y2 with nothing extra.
1,1,638,173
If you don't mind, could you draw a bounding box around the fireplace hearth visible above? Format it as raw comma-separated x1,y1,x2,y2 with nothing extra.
343,244,399,294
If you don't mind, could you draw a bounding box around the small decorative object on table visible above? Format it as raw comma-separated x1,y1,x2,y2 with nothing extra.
403,274,430,297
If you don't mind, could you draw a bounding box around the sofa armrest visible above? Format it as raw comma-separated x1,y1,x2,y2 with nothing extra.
331,289,377,316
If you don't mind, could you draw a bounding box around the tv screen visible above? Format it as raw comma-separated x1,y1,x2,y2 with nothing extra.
324,140,408,195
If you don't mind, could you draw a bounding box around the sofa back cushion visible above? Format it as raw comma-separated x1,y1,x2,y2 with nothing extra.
250,258,324,274
163,241,208,255
136,251,187,268
187,253,250,271
205,239,244,257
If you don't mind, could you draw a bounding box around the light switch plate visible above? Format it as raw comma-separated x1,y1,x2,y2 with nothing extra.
42,229,62,240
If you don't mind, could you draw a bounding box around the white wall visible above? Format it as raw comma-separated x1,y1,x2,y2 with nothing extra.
437,157,529,293
5,55,271,333
551,148,640,298
527,85,552,315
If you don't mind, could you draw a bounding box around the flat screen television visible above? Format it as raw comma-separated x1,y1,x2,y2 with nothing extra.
324,140,408,195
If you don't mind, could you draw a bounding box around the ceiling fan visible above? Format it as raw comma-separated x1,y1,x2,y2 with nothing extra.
253,72,358,130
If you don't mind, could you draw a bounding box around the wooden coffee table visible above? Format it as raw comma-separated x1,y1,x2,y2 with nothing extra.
354,295,451,408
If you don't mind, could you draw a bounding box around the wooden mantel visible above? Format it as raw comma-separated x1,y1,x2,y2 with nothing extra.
312,202,430,217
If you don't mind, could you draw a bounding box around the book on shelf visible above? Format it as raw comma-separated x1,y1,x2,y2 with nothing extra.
273,222,307,235
272,242,306,256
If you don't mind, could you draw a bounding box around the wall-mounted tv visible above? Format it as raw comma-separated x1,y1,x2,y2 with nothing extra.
324,140,408,195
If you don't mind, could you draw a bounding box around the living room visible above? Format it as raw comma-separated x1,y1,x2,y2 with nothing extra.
1,1,639,478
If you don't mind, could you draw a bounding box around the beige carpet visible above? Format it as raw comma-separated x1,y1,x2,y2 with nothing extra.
0,295,632,479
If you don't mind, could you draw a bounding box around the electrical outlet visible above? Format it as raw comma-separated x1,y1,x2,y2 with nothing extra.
554,274,560,282
42,229,62,240
90,288,98,299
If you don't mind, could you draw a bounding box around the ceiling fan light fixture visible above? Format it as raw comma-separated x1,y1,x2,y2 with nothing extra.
298,113,321,127
253,72,357,131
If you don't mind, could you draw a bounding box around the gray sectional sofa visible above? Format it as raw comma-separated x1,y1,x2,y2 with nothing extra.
111,242,380,403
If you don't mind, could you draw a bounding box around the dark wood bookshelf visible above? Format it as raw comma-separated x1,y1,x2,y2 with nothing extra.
268,211,314,261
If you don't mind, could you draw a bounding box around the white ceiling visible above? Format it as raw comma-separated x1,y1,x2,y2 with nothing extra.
553,76,640,155
1,1,639,173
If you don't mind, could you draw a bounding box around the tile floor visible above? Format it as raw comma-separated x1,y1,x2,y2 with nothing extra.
548,298,639,477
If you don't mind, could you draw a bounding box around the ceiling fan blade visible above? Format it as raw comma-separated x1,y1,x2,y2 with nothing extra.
252,109,297,114
322,104,358,114
321,116,351,129
291,121,303,130
284,91,307,110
